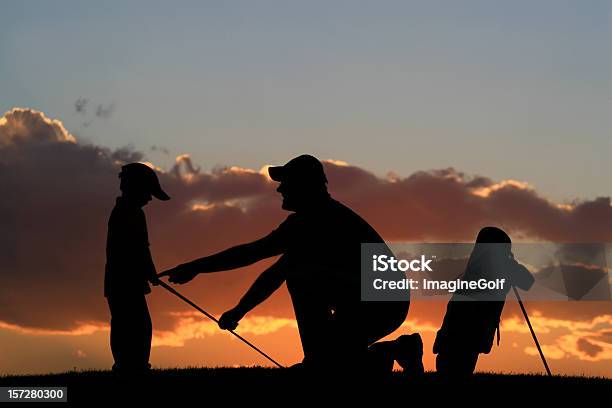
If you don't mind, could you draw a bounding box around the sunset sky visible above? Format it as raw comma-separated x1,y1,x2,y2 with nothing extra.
1,1,611,377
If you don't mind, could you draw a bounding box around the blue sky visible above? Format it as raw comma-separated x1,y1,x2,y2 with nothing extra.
1,0,611,202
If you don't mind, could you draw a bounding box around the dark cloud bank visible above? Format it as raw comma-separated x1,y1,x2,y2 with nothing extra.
1,107,611,331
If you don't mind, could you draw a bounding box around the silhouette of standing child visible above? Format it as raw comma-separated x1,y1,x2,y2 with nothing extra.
433,227,534,377
104,163,170,374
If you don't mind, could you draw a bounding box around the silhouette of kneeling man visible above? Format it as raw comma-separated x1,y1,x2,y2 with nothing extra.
161,155,417,372
104,163,170,374
433,227,535,377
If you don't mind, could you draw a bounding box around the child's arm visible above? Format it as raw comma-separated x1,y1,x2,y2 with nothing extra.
143,246,160,285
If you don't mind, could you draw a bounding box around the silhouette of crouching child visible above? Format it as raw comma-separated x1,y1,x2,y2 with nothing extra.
433,227,534,377
104,163,170,374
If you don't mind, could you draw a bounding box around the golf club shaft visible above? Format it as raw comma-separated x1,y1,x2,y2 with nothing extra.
157,280,285,368
513,286,552,376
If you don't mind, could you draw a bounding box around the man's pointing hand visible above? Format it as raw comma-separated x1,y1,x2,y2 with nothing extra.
158,264,199,284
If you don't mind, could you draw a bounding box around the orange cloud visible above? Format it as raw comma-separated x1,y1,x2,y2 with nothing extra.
152,313,297,347
0,321,107,336
501,313,612,361
471,179,532,198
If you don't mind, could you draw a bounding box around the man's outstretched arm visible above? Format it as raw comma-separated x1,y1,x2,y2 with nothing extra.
159,234,284,284
218,255,290,331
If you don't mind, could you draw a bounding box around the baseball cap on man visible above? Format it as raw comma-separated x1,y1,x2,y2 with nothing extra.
119,162,171,201
268,154,328,185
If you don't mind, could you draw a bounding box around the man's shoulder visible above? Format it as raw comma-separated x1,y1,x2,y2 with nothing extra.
328,199,384,241
328,198,367,223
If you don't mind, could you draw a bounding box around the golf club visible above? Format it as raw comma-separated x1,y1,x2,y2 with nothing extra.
157,279,285,368
513,286,552,376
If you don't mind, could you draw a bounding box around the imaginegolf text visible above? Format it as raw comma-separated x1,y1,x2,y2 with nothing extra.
372,278,507,293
